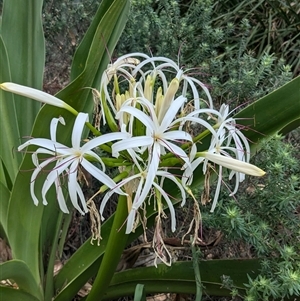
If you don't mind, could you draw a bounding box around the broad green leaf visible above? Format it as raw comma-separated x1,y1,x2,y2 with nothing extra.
6,157,44,284
0,35,21,184
103,259,262,300
0,179,10,235
0,287,40,301
1,0,45,139
70,0,125,80
56,0,130,116
192,244,202,301
133,284,146,301
280,118,300,136
53,214,144,301
235,75,300,150
0,260,42,300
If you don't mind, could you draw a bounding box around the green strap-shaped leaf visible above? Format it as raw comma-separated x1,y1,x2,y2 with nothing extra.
53,215,143,301
70,0,126,80
0,287,40,301
235,75,300,150
103,259,262,300
0,36,21,185
0,260,42,300
56,0,130,116
1,0,45,139
0,179,10,236
133,284,146,301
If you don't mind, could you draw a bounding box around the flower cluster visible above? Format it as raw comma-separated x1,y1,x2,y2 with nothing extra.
1,53,265,265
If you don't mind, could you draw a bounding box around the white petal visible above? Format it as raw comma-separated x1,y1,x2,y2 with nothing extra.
84,150,106,171
175,115,218,139
68,161,86,214
41,156,75,205
159,96,186,131
29,158,54,206
81,158,125,195
157,171,186,206
126,209,137,234
162,130,193,143
117,105,157,133
18,138,69,154
132,145,160,209
153,182,176,232
82,132,129,152
99,190,115,220
72,113,88,149
112,136,153,157
31,148,56,167
210,166,223,212
50,116,65,142
55,178,69,213
161,140,190,166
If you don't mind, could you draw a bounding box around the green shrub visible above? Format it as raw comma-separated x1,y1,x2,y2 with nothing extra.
200,134,300,300
116,0,294,106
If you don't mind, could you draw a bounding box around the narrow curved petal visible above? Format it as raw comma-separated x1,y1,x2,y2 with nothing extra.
157,171,186,206
162,130,193,143
161,140,190,167
31,148,56,167
117,105,157,133
210,166,223,212
18,138,68,154
50,116,65,142
152,182,176,232
81,158,125,195
126,209,137,234
41,156,75,205
133,144,160,209
99,190,115,220
159,96,186,131
72,113,88,149
82,132,129,152
175,116,218,140
30,158,55,205
112,136,153,157
68,161,87,215
84,150,106,171
55,177,69,213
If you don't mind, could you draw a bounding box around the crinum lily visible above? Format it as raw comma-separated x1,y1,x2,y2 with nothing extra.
18,112,126,214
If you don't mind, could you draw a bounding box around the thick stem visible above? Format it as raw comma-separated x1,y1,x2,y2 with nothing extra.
86,195,128,301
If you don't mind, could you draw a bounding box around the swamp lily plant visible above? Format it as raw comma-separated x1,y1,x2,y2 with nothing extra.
0,53,265,265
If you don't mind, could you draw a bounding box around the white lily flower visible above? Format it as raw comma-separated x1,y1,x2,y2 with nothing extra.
112,96,194,198
0,82,78,115
99,53,214,124
18,112,126,214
